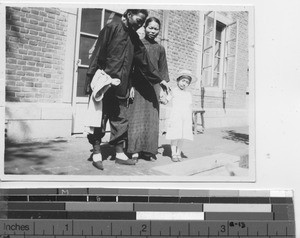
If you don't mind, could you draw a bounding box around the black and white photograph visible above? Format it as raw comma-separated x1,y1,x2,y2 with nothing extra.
1,4,255,181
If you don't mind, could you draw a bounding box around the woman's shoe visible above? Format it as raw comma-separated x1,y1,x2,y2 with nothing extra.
140,152,157,162
132,155,139,164
115,158,136,165
148,156,157,162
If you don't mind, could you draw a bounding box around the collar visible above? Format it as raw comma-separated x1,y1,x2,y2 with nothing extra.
121,16,129,32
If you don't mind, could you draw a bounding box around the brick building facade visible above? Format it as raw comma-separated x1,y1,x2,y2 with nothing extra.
6,7,68,103
5,7,250,141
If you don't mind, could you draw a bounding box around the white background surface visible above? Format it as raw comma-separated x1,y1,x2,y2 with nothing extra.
1,0,300,235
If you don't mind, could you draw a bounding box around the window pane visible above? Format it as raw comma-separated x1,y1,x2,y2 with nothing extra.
104,10,122,25
202,68,211,87
206,16,214,32
81,9,102,35
215,41,221,57
204,34,213,49
214,57,220,72
79,35,97,66
203,49,212,68
213,72,219,87
216,27,222,41
77,68,89,97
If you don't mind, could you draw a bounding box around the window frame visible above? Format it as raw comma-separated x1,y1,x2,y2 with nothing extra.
200,12,238,92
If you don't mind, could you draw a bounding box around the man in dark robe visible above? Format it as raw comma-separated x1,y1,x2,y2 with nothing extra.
85,9,162,170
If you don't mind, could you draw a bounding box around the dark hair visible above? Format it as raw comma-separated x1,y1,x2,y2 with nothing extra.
177,75,192,83
123,9,149,18
145,17,161,28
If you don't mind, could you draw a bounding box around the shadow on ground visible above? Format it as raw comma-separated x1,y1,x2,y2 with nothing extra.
5,139,66,161
4,139,69,175
222,130,249,145
158,144,188,159
158,144,172,158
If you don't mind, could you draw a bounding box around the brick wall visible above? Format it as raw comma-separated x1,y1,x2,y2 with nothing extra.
6,7,68,103
149,10,202,108
163,10,201,82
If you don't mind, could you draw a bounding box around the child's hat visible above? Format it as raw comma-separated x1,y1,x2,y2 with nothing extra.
176,69,197,83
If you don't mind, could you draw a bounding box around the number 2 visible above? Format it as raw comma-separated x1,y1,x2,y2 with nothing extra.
141,224,147,232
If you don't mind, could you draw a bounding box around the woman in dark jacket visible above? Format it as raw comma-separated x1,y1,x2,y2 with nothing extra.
128,17,170,161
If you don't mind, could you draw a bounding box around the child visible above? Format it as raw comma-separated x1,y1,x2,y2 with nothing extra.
166,70,194,162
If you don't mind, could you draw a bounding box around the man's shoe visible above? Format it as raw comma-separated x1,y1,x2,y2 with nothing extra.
115,158,136,165
92,161,104,170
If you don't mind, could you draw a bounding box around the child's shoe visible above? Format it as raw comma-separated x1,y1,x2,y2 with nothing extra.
171,155,180,162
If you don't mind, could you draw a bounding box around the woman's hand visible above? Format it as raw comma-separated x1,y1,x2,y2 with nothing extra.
160,80,170,91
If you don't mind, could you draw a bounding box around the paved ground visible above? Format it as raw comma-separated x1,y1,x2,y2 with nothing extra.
4,126,249,178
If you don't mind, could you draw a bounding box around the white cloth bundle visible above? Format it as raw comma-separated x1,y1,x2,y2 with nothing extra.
85,69,120,129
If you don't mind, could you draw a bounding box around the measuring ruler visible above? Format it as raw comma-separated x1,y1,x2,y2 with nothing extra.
0,188,295,237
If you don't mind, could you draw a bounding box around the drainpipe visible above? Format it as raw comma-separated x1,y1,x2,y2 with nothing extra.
222,89,226,111
201,86,205,109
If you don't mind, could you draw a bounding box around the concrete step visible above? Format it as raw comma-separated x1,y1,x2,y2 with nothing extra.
151,153,241,176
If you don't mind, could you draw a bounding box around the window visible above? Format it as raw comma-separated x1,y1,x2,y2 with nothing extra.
76,9,122,97
201,12,238,90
